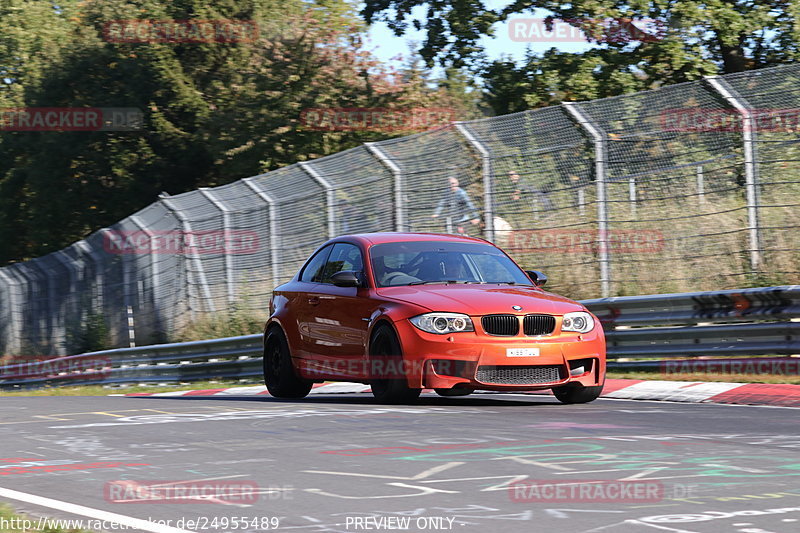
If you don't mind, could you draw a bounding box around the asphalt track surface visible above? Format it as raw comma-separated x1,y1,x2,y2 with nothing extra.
1,393,799,533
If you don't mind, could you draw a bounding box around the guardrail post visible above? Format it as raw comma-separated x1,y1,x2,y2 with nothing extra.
365,142,405,231
704,76,762,272
0,269,22,354
159,196,216,315
454,122,494,243
199,188,236,303
563,102,611,297
299,162,336,238
243,177,281,288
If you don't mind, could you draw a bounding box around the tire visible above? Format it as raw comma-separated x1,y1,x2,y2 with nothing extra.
552,382,604,404
434,387,473,397
263,328,312,399
369,324,421,404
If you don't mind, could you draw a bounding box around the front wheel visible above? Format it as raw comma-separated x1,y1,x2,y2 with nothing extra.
552,383,604,404
369,324,421,404
263,328,312,399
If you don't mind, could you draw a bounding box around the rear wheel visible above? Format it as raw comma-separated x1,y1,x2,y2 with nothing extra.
369,324,421,404
552,382,604,404
263,328,312,399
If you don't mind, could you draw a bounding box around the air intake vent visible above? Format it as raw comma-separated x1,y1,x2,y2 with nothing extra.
523,315,556,336
476,365,563,385
481,315,519,336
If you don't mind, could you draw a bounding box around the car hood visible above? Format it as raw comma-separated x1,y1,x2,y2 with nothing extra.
376,284,585,315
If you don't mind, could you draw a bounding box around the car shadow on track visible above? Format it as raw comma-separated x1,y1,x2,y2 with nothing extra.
124,394,566,407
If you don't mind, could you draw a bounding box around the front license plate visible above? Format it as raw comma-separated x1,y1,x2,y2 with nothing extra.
506,348,540,358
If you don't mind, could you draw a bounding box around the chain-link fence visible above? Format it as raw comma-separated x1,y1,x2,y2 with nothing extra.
2,63,800,356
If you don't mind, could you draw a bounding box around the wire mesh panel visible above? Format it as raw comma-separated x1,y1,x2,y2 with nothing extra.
460,108,599,299
160,190,226,314
249,164,327,282
11,261,51,354
372,125,483,237
578,79,746,295
0,270,16,356
0,266,28,355
128,202,189,343
304,145,394,235
36,253,73,354
724,64,800,285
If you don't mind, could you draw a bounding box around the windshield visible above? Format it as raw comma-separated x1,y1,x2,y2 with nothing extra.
370,241,532,288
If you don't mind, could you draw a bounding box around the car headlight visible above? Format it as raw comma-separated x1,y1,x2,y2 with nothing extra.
561,311,595,333
409,313,474,334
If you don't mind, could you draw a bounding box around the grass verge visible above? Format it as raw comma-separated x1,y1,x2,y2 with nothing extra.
0,379,259,397
0,504,92,533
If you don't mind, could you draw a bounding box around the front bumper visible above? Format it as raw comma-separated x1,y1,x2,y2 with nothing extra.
394,317,606,391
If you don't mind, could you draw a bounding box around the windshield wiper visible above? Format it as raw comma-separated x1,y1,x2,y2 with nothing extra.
408,280,462,285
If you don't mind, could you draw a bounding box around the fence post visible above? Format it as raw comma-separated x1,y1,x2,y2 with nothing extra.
696,165,705,204
199,188,236,304
299,162,336,238
454,122,494,243
563,102,611,298
365,142,404,231
0,269,22,354
243,177,281,288
704,75,762,271
76,239,104,320
159,196,216,315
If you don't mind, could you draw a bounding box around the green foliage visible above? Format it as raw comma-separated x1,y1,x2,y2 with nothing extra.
177,300,264,342
66,312,112,354
362,1,800,113
0,0,472,265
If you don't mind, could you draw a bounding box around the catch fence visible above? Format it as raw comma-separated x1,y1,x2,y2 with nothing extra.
2,64,799,355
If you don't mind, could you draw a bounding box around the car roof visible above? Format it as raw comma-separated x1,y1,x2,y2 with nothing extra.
338,232,491,246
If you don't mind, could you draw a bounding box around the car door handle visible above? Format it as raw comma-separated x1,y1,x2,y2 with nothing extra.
308,296,320,306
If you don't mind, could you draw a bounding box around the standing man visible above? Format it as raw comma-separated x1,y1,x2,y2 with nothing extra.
432,177,481,235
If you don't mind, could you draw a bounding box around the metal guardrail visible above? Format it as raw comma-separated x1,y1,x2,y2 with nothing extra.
1,285,798,389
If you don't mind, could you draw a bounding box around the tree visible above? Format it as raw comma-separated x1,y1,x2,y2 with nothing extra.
0,0,470,264
362,1,800,112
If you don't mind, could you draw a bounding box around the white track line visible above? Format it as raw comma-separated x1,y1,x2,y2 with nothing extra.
0,486,196,533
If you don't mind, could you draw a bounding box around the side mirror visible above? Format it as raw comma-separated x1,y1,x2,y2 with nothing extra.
525,270,548,287
331,270,363,288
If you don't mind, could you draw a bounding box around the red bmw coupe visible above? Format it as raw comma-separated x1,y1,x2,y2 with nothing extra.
263,233,605,404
